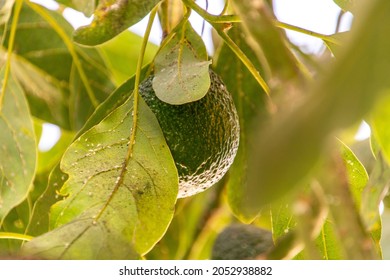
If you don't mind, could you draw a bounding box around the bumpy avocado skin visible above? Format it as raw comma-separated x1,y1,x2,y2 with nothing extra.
212,224,274,260
139,70,240,198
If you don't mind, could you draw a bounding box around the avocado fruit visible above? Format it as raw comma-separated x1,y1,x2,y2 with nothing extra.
139,69,240,198
212,224,274,260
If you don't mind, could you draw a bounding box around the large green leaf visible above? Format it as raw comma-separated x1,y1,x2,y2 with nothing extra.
245,0,390,210
215,25,267,222
153,22,211,105
0,67,37,222
73,0,161,46
23,96,178,259
26,67,151,237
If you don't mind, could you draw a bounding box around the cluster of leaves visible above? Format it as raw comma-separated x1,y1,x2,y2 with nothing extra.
1,0,390,260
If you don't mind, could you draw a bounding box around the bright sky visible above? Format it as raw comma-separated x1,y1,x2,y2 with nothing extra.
29,0,360,150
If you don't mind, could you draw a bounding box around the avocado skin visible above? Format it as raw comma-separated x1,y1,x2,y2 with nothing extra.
212,224,274,260
139,70,240,198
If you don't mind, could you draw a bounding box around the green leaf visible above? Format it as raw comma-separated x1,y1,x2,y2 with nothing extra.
98,31,158,85
245,0,390,210
56,0,96,17
271,203,295,240
341,141,383,254
0,198,31,255
1,4,72,128
26,165,68,237
68,47,115,130
319,153,378,259
371,95,390,165
361,149,390,231
77,64,152,138
2,3,115,130
10,55,70,129
23,96,178,259
232,0,301,82
0,67,37,222
341,142,369,207
333,0,356,12
26,67,151,236
360,150,389,256
73,0,161,46
313,145,368,260
158,0,184,37
153,22,211,105
323,32,350,57
215,24,267,222
315,221,344,259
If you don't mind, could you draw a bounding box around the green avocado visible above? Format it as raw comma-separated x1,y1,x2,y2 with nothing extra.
212,224,274,260
139,70,240,198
